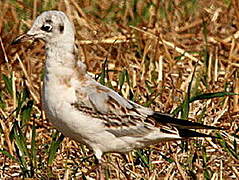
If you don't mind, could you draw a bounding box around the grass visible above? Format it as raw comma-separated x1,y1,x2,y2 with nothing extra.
0,0,239,179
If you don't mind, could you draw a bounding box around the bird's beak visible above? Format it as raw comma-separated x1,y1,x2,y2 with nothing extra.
11,33,34,45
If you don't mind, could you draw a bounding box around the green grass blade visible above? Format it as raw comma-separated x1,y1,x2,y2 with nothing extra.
0,149,18,162
173,91,238,116
180,64,197,119
218,135,239,160
47,132,64,165
158,152,174,163
30,121,37,175
189,92,239,102
135,149,151,168
14,143,31,177
181,96,190,120
119,69,126,90
13,122,30,157
98,59,109,85
21,100,34,126
2,74,13,96
0,91,6,109
15,87,30,117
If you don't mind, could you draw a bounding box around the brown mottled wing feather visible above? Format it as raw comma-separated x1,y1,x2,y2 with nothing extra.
71,102,155,137
73,80,221,139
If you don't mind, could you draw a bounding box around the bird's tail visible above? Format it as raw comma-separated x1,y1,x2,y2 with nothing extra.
150,112,223,138
177,129,216,138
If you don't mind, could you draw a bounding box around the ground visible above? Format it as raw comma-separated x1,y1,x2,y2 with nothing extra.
0,0,238,179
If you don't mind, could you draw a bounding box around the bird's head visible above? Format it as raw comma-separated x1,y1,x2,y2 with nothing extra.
12,10,75,45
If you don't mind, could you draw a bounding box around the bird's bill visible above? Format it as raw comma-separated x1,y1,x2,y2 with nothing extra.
11,33,34,45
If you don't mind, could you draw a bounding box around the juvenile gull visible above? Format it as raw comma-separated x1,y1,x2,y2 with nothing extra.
12,10,222,163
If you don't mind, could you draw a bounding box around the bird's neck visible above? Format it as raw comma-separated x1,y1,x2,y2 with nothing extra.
44,38,87,83
45,39,76,69
43,38,79,82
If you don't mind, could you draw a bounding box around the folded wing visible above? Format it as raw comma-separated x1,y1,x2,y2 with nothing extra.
73,78,221,139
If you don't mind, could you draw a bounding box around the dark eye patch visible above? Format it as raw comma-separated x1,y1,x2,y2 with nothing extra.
59,25,64,33
41,24,52,32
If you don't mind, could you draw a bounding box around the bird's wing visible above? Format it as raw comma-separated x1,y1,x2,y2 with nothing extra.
71,76,221,138
71,77,162,137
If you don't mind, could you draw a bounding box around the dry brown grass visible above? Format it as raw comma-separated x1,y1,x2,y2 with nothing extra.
0,0,239,179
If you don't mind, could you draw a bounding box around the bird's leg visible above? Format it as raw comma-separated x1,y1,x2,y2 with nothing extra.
83,152,105,179
91,149,106,180
95,156,106,180
81,154,100,178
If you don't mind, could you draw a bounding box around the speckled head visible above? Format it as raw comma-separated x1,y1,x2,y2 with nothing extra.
12,10,75,44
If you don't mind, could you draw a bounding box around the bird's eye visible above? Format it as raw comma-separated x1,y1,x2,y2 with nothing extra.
40,24,52,32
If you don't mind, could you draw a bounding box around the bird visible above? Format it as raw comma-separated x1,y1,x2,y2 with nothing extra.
12,10,222,165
